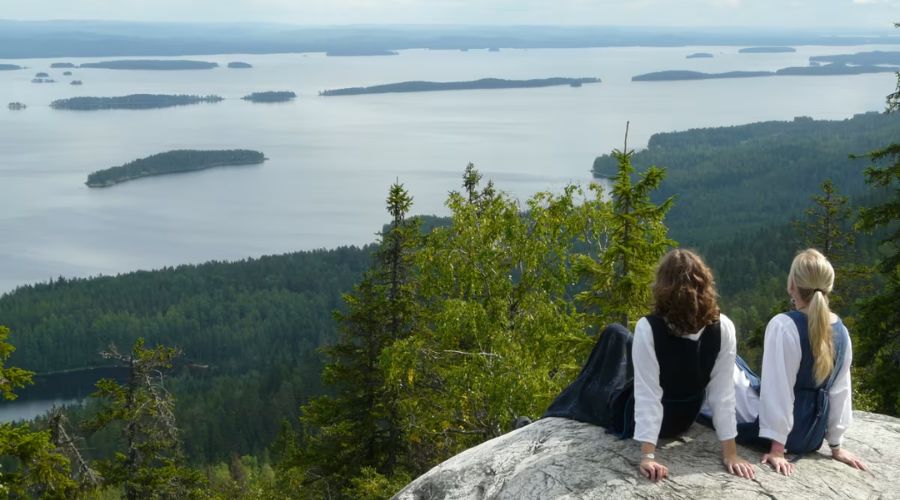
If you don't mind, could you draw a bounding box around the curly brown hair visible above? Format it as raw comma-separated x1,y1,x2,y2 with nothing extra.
652,249,720,335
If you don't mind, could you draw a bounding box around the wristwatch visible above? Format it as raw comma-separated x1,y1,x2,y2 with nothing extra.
642,452,655,460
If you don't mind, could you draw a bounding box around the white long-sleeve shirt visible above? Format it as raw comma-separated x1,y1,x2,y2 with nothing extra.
757,313,853,447
632,314,738,445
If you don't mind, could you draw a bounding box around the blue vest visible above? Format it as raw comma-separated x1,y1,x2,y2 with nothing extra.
735,311,849,454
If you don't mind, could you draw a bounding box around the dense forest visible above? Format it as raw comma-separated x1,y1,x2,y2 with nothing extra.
51,94,224,111
319,77,600,96
85,149,266,187
1,45,897,500
810,50,900,65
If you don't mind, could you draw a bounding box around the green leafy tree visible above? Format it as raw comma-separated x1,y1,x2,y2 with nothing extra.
297,182,420,497
384,166,607,471
577,128,675,327
86,338,204,499
0,326,78,499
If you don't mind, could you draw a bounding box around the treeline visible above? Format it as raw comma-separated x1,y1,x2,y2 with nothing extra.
85,149,265,187
242,91,296,102
51,94,223,111
79,59,219,70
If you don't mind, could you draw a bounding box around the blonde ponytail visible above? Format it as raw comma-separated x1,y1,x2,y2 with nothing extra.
788,249,835,385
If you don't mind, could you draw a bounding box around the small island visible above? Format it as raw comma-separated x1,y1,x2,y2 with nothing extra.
241,91,296,103
79,60,219,70
0,64,22,71
63,70,73,75
326,50,399,56
227,61,253,68
632,70,773,81
320,77,601,96
85,149,266,187
31,77,56,83
70,80,83,85
739,47,796,53
686,52,714,59
809,51,900,66
51,94,223,110
35,72,49,77
51,62,76,68
8,102,27,110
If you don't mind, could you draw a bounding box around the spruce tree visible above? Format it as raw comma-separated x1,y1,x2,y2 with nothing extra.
297,182,420,497
576,125,675,327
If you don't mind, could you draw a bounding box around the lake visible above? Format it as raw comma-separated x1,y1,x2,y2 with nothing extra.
0,45,895,294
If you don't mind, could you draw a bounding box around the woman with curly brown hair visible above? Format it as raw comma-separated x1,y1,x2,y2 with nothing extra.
545,248,754,481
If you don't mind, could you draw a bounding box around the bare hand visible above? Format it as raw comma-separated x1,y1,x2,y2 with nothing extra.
639,458,669,482
832,448,867,471
762,453,794,476
723,454,756,479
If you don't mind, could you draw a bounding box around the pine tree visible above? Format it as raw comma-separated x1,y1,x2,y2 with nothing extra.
576,125,675,328
297,182,420,497
86,338,204,499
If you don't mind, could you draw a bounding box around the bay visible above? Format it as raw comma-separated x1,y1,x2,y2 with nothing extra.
0,45,895,293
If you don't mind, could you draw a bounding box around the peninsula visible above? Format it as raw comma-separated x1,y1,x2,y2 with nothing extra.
0,64,22,71
242,91,296,102
85,149,266,187
50,62,76,68
51,94,223,110
739,46,796,53
809,50,900,65
686,52,714,58
320,77,601,96
775,62,898,76
78,60,218,70
227,61,253,68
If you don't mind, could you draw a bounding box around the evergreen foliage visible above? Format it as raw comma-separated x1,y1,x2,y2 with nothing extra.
85,338,205,499
577,134,674,327
297,182,420,497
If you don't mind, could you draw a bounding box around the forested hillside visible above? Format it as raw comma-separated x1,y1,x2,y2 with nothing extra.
0,247,372,463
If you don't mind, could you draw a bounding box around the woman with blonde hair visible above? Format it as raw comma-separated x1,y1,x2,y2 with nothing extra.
545,248,755,481
727,248,867,474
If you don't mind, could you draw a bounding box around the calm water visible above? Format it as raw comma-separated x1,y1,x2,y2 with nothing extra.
0,45,895,293
0,366,128,423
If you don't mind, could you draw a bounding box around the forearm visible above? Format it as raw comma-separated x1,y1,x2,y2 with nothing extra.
769,440,785,456
721,439,738,460
640,441,656,457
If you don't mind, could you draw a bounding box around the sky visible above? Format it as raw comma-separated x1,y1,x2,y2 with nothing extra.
2,0,898,28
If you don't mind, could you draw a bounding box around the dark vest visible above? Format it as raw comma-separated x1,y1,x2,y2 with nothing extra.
784,310,849,454
645,315,721,438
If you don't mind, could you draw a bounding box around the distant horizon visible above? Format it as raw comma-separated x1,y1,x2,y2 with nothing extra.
1,0,897,29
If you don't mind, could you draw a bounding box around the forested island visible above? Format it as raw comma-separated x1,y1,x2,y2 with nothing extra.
85,149,266,187
50,62,75,68
633,70,771,81
739,46,796,53
809,50,900,65
326,49,399,56
686,52,713,58
227,61,252,68
241,91,296,102
35,71,48,77
79,59,219,70
50,94,223,110
320,77,601,96
70,80,82,85
633,62,898,81
0,63,22,70
7,102,26,110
